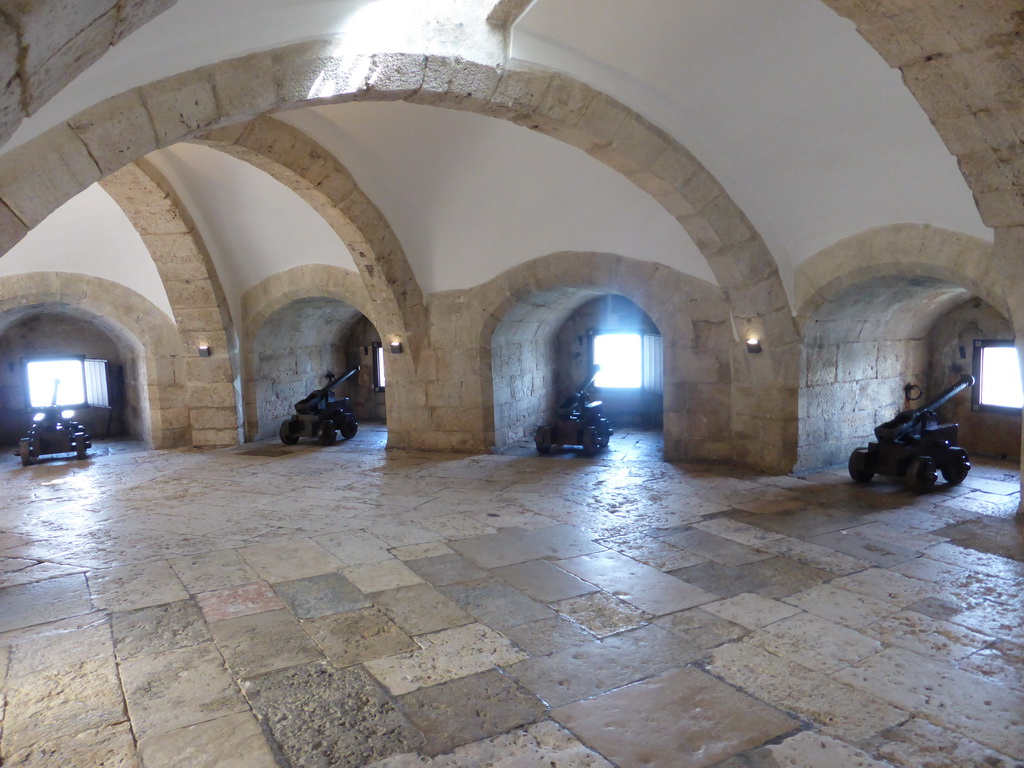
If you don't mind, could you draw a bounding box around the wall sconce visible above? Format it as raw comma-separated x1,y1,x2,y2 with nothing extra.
389,341,403,354
745,338,762,354
198,345,212,357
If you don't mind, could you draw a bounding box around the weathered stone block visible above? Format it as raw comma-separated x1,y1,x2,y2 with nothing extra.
0,124,100,226
141,68,220,144
273,40,364,108
213,53,278,120
70,90,157,174
364,53,426,101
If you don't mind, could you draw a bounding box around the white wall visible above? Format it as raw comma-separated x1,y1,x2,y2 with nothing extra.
0,185,174,318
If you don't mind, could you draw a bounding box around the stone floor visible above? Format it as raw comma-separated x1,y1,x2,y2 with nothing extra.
1,425,1022,768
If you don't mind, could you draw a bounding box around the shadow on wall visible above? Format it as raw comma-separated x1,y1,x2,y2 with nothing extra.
798,275,1021,470
0,309,138,446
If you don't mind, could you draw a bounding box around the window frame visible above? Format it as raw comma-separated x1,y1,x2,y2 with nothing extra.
971,339,1022,414
22,356,110,410
372,341,386,392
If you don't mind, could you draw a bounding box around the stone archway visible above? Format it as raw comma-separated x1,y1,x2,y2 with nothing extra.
0,272,189,448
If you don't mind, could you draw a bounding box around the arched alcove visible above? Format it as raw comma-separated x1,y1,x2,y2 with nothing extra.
797,275,1020,471
250,297,384,440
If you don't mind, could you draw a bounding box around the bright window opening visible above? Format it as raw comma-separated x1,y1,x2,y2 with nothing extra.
593,334,642,388
25,358,109,409
975,341,1023,410
373,343,386,390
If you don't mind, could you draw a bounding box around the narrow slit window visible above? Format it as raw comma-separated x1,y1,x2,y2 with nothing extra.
373,342,386,390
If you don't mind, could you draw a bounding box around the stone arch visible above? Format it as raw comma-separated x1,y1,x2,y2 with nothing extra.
467,252,733,462
0,271,189,448
241,264,382,441
99,159,241,447
793,225,1017,471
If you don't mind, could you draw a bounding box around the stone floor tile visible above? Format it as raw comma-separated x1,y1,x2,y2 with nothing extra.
513,524,605,560
369,521,446,548
440,578,555,628
703,592,803,629
707,642,907,742
862,610,994,662
209,608,322,678
658,527,773,566
0,723,139,768
733,505,869,538
0,574,92,633
421,513,498,540
829,568,939,608
958,640,1024,691
552,591,648,637
921,542,1024,579
674,556,830,601
498,616,595,658
848,520,950,553
112,599,210,659
370,583,474,636
2,658,126,753
364,623,527,696
692,518,787,547
167,550,259,594
243,662,423,766
237,537,345,582
398,669,546,755
303,607,418,667
391,541,453,560
781,583,897,628
807,529,919,567
137,712,277,768
273,571,370,619
651,607,749,650
492,559,597,603
767,731,891,767
556,550,718,615
834,646,1023,756
747,612,883,673
405,553,491,586
0,561,86,589
449,530,549,569
551,666,797,768
5,618,112,679
599,533,708,571
871,717,1023,768
88,562,189,613
118,642,247,738
754,535,874,576
343,559,425,593
195,580,285,622
890,555,968,583
507,624,701,708
312,529,395,565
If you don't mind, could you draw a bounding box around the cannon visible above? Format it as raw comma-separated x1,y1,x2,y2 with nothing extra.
535,364,613,456
279,366,359,446
14,379,92,466
848,373,974,493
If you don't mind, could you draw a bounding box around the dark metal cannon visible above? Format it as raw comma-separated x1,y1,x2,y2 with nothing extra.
14,379,91,466
848,373,974,493
279,366,360,446
535,364,613,456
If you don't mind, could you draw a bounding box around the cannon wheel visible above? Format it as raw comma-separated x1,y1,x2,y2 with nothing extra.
319,420,338,446
534,426,552,455
75,435,87,460
848,448,874,483
581,426,598,457
339,419,358,440
906,456,937,494
279,420,299,445
19,438,32,466
941,448,971,485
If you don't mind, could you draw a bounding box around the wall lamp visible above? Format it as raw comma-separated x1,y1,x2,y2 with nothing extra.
389,340,403,354
198,345,212,357
745,338,762,354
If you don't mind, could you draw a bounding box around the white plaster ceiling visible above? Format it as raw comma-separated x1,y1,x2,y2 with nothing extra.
514,0,992,295
0,185,175,318
278,102,714,293
146,144,360,324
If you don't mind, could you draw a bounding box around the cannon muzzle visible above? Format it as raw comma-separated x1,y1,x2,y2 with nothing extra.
874,374,974,443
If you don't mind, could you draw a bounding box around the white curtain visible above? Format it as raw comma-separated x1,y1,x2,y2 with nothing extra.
642,334,663,393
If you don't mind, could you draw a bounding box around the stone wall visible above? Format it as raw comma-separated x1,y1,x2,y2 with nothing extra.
344,315,387,423
927,298,1021,461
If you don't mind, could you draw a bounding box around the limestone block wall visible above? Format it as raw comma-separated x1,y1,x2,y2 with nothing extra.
344,315,386,423
927,298,1020,461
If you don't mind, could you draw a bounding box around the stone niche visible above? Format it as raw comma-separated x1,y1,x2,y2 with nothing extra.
554,294,663,429
0,310,137,445
926,298,1021,461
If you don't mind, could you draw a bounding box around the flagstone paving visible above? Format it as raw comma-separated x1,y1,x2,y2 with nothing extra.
0,426,1022,767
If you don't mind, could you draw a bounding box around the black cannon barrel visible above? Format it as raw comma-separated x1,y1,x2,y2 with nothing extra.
325,365,360,392
874,373,975,443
